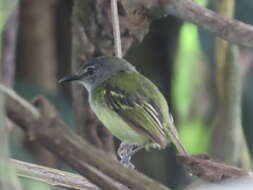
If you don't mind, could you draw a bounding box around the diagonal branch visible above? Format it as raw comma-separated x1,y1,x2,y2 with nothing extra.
120,0,253,48
162,0,253,48
12,159,99,190
1,83,170,190
0,83,252,188
177,154,249,182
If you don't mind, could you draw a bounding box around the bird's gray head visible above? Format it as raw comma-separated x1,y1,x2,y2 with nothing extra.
59,56,136,91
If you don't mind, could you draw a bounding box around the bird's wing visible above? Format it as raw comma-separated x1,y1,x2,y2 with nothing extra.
104,84,168,147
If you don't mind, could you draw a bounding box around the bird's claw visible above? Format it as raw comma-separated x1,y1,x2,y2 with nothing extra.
120,155,135,169
117,142,140,169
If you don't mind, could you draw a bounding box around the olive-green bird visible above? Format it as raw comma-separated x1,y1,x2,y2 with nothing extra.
59,56,187,161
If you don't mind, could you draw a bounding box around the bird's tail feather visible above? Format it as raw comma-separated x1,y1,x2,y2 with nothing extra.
167,130,188,155
167,114,188,155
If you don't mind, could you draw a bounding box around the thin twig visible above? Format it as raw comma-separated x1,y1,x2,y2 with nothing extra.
12,159,99,190
111,0,122,58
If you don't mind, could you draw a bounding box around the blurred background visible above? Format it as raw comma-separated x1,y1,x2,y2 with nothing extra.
1,0,253,189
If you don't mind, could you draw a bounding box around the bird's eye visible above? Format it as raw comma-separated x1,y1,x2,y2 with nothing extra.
86,66,94,75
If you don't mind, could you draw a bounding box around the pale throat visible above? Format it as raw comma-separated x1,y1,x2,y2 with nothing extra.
77,80,92,92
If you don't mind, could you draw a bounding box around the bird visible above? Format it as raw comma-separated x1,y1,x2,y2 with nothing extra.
59,56,187,166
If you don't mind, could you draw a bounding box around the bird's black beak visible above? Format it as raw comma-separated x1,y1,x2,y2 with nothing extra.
58,73,82,84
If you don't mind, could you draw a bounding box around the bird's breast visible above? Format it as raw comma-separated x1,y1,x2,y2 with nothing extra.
89,89,149,144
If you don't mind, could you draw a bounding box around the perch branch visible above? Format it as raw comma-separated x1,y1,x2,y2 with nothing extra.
1,83,170,190
0,83,252,188
177,154,249,182
12,159,99,190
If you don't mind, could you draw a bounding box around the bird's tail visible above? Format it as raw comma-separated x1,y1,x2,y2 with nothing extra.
167,114,188,155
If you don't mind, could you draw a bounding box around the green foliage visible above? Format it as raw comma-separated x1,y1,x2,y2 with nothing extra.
194,0,208,6
173,23,211,154
180,120,211,154
173,23,201,121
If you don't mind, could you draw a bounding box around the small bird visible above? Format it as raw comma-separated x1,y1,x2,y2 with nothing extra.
59,56,187,165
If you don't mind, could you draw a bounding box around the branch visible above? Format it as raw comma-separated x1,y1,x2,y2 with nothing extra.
0,85,252,186
119,0,253,48
161,0,253,48
1,83,170,190
0,83,252,188
177,154,249,182
12,159,99,190
0,84,39,120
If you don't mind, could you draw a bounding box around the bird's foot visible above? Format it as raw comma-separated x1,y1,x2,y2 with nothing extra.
119,156,135,169
117,142,138,157
117,142,145,169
